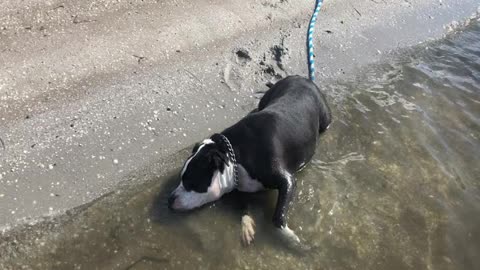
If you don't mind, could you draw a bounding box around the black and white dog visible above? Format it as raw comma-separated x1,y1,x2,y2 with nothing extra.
168,75,331,247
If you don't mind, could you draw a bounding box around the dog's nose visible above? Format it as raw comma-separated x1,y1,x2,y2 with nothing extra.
167,194,177,210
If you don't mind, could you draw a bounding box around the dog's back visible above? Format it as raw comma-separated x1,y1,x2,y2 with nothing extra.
224,76,331,176
259,76,331,133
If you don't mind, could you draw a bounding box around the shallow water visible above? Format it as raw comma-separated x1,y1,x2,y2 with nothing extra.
1,22,480,270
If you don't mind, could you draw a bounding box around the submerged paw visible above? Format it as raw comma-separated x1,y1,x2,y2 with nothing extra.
278,225,300,243
276,225,312,254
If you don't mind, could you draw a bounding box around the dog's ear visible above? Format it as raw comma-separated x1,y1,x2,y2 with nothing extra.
210,149,228,173
191,142,201,154
210,134,228,153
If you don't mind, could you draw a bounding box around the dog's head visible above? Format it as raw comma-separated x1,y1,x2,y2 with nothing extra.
168,136,234,211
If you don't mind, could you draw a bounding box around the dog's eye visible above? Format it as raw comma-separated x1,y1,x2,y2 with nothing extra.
191,143,201,154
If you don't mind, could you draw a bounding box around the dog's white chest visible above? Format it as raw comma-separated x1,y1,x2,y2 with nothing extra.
237,165,264,192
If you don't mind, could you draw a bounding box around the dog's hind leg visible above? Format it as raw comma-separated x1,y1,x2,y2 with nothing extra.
318,92,332,133
319,115,332,133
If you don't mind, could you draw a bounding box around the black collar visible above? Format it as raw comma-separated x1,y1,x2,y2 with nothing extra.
216,134,238,188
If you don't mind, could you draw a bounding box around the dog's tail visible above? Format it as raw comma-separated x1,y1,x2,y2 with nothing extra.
307,0,324,81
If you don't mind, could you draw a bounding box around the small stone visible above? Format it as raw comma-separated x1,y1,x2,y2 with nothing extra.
113,159,119,164
48,164,54,170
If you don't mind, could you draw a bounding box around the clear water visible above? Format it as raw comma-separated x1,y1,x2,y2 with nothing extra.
1,22,480,270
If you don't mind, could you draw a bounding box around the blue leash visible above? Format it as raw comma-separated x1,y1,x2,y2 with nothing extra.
307,0,323,81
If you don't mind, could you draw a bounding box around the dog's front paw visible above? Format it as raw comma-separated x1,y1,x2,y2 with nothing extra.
241,215,256,246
